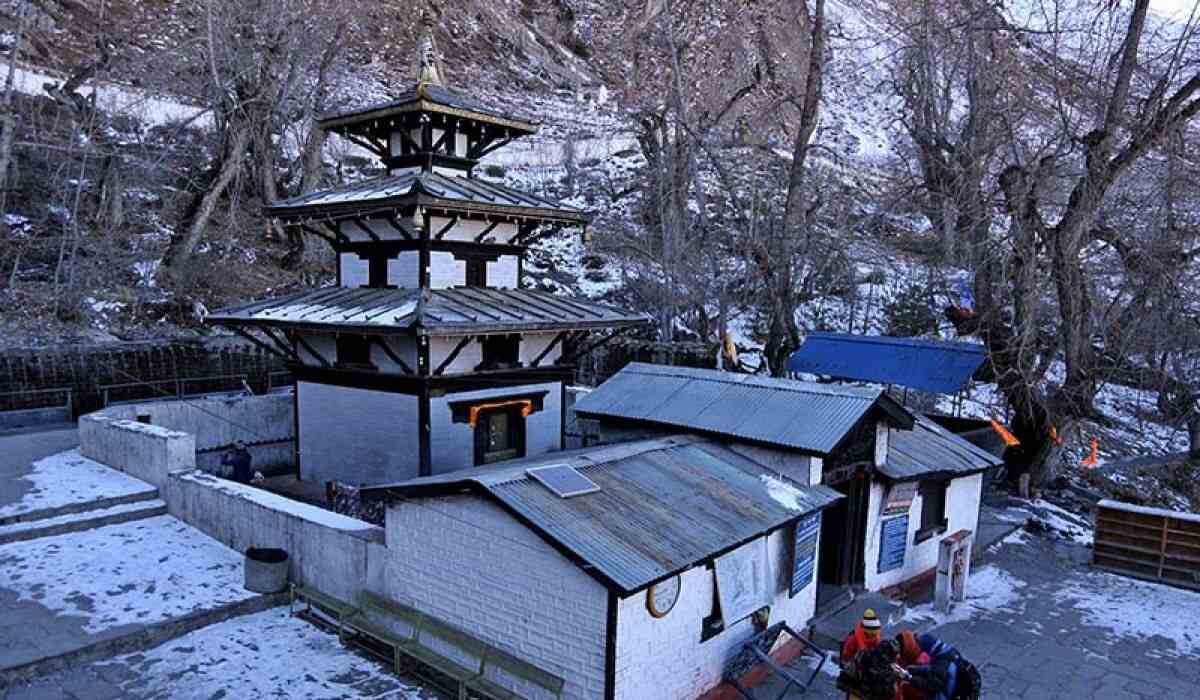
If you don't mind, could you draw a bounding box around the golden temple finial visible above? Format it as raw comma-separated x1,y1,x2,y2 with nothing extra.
415,9,446,87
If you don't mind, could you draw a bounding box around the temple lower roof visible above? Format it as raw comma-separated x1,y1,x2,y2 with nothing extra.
266,170,587,223
207,286,651,336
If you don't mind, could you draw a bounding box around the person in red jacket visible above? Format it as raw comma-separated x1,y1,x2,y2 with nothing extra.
895,630,931,700
840,608,884,664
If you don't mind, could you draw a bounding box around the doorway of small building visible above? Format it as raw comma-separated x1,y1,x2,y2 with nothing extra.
817,473,869,613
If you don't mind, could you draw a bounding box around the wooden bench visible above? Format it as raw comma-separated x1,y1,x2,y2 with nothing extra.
290,584,360,642
356,590,565,700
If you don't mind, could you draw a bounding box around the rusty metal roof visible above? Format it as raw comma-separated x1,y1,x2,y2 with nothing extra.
206,286,650,336
266,170,587,222
363,435,842,594
882,415,1003,482
572,363,914,456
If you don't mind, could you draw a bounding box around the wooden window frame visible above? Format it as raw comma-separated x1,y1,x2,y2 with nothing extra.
915,479,949,544
335,334,376,371
473,405,527,466
478,334,521,371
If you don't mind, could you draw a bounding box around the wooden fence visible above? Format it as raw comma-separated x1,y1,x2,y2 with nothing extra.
1093,499,1200,591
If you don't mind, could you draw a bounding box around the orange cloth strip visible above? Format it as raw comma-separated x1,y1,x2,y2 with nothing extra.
468,399,534,427
990,418,1020,447
1081,437,1099,468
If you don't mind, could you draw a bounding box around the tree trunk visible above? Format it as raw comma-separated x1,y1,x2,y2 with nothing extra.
0,4,30,212
163,121,252,276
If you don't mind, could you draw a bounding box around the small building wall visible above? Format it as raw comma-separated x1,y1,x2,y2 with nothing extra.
298,381,420,485
430,251,465,288
429,216,519,244
489,255,519,288
293,331,416,374
339,253,369,287
389,253,419,288
613,526,820,700
429,381,562,473
429,332,563,375
863,473,983,592
385,496,608,700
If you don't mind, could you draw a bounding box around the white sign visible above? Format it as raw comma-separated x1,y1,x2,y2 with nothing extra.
714,538,772,625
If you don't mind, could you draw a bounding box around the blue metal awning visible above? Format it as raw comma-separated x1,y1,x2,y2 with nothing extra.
786,333,987,394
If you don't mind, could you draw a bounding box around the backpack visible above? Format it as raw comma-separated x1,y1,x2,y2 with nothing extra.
953,656,982,700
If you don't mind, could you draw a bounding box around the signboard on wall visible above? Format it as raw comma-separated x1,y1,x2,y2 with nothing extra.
878,515,909,573
714,537,771,625
883,482,918,516
790,512,821,597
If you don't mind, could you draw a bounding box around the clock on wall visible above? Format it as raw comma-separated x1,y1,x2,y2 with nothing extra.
646,575,682,618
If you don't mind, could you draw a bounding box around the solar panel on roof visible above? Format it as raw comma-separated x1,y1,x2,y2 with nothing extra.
527,465,600,498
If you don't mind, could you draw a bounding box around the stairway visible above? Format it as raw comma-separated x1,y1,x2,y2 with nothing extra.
0,489,165,545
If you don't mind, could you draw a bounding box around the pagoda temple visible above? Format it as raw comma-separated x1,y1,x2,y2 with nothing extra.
207,15,649,487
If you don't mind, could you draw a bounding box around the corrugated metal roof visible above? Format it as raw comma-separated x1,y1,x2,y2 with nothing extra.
266,171,587,221
572,363,914,455
319,84,537,130
786,333,988,394
207,286,651,335
364,436,842,594
882,415,1003,482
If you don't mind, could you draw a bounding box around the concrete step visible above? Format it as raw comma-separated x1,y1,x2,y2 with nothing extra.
0,499,168,545
0,488,159,528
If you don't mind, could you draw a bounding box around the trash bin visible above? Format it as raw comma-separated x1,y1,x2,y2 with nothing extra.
244,547,289,593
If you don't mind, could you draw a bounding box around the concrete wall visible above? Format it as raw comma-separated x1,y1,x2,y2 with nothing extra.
429,332,563,376
489,256,519,288
165,470,386,604
78,414,196,489
298,381,420,486
863,473,984,592
339,253,369,287
79,401,388,608
83,393,295,478
386,496,608,700
429,381,562,474
612,526,819,700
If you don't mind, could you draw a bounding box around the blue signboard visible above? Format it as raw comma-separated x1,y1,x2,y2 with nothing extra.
790,512,821,597
878,515,909,573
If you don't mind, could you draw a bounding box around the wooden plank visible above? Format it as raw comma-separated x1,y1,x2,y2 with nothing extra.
1094,563,1200,592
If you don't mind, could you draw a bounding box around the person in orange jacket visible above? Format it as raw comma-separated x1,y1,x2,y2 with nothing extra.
840,608,884,664
894,630,931,700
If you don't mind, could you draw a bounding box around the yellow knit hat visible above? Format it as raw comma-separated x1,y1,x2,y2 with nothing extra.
861,608,882,630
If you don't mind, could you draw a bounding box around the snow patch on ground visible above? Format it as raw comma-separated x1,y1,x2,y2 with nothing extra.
99,608,425,699
0,449,152,521
1027,498,1095,546
1053,570,1200,660
900,564,1028,628
0,515,255,634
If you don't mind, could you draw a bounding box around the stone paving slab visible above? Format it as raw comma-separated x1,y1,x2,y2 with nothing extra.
0,515,256,674
0,447,153,526
1,608,427,700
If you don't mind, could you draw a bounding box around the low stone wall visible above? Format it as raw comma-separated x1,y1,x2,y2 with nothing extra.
79,395,385,605
78,414,196,489
83,394,295,477
164,471,385,603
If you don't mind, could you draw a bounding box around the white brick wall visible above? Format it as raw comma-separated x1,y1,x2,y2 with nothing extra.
298,382,420,485
863,473,983,591
613,527,820,700
385,496,608,700
339,253,369,287
429,382,562,473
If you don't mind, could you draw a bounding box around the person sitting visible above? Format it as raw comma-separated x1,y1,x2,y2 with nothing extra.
896,634,961,700
894,630,931,700
221,440,253,485
841,608,884,664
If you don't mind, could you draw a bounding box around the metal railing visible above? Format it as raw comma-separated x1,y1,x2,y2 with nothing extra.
99,374,250,407
0,387,73,413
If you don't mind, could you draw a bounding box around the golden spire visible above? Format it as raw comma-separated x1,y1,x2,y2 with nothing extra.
415,9,445,87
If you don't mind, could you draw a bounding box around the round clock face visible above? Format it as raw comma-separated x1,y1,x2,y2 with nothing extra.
647,575,681,618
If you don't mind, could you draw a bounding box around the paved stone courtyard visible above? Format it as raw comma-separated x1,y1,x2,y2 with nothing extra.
760,529,1200,699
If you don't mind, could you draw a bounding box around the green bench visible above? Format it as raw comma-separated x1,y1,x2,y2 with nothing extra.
356,590,565,700
289,584,359,643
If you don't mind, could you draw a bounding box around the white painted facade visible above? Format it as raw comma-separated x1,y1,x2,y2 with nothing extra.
297,381,420,485
293,332,416,373
613,526,819,700
339,254,369,287
863,472,983,591
429,216,519,245
384,494,822,700
428,332,564,375
429,381,562,474
385,496,609,700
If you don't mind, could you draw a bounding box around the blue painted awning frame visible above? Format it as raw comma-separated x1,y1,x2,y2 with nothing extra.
785,333,987,395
